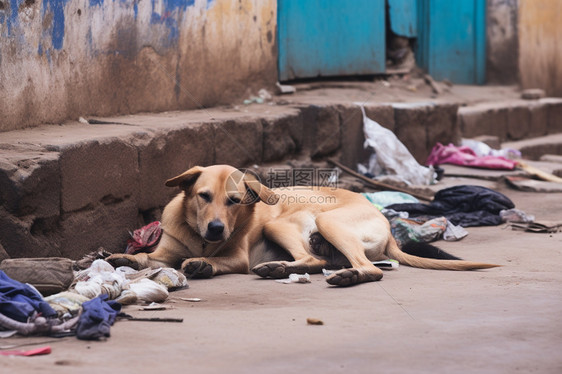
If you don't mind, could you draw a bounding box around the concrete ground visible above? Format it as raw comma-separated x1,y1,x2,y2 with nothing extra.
1,175,561,373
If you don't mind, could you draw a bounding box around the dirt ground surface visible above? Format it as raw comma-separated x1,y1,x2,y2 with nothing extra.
1,176,561,374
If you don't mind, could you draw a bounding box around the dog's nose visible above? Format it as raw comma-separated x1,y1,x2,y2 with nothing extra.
207,220,225,236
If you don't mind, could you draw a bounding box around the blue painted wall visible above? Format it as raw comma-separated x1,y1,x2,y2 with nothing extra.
417,0,486,84
388,0,417,38
278,0,386,81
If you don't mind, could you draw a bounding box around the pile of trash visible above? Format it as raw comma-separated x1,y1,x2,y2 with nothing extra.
0,255,187,341
354,102,560,239
362,187,535,248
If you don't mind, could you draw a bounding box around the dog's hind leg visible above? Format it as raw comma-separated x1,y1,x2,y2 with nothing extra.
315,209,384,286
252,216,328,279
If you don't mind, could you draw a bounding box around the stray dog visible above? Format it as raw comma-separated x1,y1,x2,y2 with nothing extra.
107,165,499,286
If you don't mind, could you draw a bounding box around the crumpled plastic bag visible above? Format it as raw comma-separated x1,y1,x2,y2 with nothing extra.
358,104,435,185
70,260,179,304
461,139,521,159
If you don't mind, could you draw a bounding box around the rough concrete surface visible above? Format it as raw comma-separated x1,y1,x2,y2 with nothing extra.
1,182,561,374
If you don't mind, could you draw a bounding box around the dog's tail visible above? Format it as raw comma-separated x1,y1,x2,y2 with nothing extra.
386,238,500,271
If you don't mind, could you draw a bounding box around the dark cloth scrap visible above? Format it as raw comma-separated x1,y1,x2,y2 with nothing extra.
76,295,121,340
387,185,515,227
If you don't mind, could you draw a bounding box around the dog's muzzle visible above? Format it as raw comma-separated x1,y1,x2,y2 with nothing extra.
204,219,225,242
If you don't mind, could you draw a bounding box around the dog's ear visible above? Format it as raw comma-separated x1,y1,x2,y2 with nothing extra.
243,174,279,205
165,166,205,190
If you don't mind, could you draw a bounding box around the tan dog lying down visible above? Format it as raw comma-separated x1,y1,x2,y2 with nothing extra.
107,165,499,286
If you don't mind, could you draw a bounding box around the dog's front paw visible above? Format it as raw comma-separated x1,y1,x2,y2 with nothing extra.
252,261,290,279
182,259,214,278
106,254,141,270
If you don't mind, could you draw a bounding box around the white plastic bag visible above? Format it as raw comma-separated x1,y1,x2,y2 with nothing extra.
358,105,435,185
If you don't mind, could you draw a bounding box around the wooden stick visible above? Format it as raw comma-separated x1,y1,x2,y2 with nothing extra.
516,161,562,184
327,159,434,201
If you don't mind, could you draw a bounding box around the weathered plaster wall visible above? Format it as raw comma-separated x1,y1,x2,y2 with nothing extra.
518,0,562,96
0,0,277,132
486,0,519,84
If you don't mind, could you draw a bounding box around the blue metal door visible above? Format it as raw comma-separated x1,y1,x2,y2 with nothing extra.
277,0,386,81
417,0,486,84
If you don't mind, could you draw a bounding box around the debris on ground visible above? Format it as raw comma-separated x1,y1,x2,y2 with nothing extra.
358,104,436,186
427,143,518,170
243,88,273,104
125,221,162,255
0,254,190,342
275,273,311,284
0,257,75,296
506,220,562,233
387,185,516,227
276,82,296,94
306,318,324,326
521,88,546,100
0,346,52,356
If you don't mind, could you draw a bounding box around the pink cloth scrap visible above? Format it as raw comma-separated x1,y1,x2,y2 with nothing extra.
426,143,518,170
0,346,51,356
125,221,162,255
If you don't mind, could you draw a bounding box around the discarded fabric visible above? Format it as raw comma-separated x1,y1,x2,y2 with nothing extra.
390,217,448,247
388,185,515,227
125,221,162,255
0,346,51,356
0,271,57,323
0,271,79,337
362,191,419,207
44,291,91,317
426,143,518,170
75,295,121,340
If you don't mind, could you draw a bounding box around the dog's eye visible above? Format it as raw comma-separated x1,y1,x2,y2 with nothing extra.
198,192,212,202
227,196,241,206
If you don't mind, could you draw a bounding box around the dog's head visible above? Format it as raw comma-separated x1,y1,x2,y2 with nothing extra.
165,165,279,243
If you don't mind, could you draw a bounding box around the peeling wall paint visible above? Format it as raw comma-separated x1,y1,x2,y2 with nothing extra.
0,0,276,132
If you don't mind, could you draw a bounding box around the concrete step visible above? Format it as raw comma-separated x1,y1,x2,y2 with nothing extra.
502,132,562,160
458,98,562,141
1,86,562,261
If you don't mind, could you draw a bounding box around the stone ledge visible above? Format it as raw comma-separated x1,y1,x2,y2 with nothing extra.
1,98,561,260
458,98,562,141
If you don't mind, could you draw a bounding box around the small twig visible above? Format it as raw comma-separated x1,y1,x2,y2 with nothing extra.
118,313,183,323
423,74,442,95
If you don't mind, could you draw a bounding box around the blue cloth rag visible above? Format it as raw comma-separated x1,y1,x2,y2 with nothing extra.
76,295,121,340
0,270,57,322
